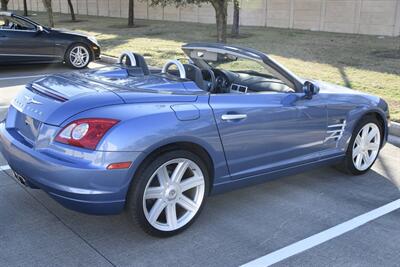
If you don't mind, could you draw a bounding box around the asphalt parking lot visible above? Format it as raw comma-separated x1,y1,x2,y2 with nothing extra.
0,64,399,267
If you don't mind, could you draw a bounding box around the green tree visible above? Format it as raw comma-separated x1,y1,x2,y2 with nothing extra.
42,0,54,27
231,0,239,37
0,0,9,11
128,0,135,27
23,0,28,16
149,0,229,43
67,0,76,21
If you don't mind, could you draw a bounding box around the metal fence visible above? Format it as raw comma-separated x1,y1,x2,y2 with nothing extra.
9,0,400,36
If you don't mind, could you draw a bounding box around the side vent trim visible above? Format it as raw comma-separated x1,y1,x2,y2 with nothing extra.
325,120,346,142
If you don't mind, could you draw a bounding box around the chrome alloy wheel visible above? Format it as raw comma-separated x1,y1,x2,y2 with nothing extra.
352,123,381,171
69,46,90,68
143,158,205,232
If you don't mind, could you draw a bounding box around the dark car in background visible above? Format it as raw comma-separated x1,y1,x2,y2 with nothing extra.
0,12,100,69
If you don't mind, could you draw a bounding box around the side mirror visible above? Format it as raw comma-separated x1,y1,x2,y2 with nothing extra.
303,81,320,99
36,25,44,32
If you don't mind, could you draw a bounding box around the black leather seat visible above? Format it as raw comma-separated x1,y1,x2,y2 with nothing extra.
120,52,150,75
183,64,207,91
132,53,150,75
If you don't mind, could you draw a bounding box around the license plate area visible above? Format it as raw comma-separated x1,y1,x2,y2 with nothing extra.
15,112,42,144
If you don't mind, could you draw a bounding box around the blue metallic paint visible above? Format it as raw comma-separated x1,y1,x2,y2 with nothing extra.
0,45,389,215
210,92,327,180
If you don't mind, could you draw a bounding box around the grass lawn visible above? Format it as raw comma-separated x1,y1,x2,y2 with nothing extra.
19,12,400,122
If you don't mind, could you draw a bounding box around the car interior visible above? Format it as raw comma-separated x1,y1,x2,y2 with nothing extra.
89,51,295,94
0,15,35,31
156,53,295,94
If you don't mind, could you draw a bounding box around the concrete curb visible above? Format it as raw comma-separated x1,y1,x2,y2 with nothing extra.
389,122,400,137
388,135,400,147
100,55,118,64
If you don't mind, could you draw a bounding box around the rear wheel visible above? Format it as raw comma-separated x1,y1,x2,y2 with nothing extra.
126,150,209,237
337,115,382,175
65,43,91,69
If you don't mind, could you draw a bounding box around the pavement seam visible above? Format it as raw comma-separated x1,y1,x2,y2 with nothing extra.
1,169,116,267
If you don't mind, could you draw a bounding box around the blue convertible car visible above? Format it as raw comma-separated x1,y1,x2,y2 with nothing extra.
0,43,389,236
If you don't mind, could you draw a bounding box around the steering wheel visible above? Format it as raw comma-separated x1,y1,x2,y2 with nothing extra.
161,60,186,79
202,69,216,92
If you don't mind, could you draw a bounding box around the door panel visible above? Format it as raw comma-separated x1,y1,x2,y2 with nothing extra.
210,92,327,180
0,32,10,62
0,30,55,63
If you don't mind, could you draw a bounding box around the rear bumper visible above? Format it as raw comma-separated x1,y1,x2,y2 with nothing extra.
0,122,142,215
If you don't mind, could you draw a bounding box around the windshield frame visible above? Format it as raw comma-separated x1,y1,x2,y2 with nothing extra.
182,43,304,92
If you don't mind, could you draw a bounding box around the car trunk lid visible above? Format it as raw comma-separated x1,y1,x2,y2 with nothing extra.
9,75,125,145
8,72,201,144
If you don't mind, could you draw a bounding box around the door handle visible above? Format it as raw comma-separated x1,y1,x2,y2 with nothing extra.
221,114,247,121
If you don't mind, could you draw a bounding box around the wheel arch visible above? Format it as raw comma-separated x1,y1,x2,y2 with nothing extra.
356,110,388,147
64,41,94,62
131,141,216,194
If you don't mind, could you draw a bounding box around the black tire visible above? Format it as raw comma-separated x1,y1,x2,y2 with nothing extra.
64,43,91,69
126,150,210,237
336,115,382,175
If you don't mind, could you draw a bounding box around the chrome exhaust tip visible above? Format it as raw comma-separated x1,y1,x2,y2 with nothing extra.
13,171,27,186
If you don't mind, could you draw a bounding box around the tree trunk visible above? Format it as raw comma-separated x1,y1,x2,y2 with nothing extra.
231,0,239,37
128,0,134,27
23,0,28,16
67,0,76,21
42,0,54,27
1,0,9,11
212,0,228,43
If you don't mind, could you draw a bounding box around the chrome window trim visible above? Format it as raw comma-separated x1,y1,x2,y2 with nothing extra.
0,53,59,58
0,28,37,32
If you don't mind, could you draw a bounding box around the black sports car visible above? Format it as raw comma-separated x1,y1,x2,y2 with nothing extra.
0,12,100,69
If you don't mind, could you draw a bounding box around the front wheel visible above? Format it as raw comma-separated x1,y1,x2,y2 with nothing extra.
65,43,91,69
126,150,209,237
337,115,382,175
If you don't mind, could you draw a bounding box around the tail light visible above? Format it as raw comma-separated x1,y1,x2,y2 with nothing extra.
55,118,119,150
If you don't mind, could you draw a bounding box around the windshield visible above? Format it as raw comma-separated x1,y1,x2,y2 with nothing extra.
189,50,277,78
206,56,277,78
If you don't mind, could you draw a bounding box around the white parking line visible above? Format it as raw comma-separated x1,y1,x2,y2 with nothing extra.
0,105,9,109
0,74,45,81
241,199,400,267
0,165,10,171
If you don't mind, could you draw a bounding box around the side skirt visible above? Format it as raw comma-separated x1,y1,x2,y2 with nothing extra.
210,154,344,195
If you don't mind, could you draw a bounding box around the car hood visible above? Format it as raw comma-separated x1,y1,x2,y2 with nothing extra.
314,80,360,94
50,28,89,38
313,80,382,105
13,72,201,126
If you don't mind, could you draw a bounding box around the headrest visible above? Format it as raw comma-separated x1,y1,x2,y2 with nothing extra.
183,64,206,91
118,51,150,75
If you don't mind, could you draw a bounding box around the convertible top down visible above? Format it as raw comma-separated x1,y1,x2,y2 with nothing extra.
0,43,389,236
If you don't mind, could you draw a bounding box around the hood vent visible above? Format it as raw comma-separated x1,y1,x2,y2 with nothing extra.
325,120,346,142
29,83,68,102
